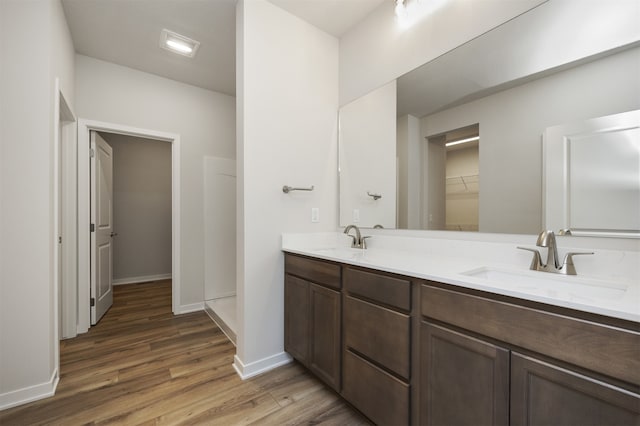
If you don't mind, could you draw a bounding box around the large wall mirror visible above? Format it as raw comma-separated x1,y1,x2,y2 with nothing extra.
338,1,640,235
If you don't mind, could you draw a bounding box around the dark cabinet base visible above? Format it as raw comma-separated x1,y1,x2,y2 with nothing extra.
511,352,640,426
420,322,509,426
284,255,341,393
342,350,409,426
285,254,640,426
344,295,410,380
309,283,341,391
284,275,309,363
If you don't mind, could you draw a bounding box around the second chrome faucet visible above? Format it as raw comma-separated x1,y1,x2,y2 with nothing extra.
344,225,371,249
518,230,593,275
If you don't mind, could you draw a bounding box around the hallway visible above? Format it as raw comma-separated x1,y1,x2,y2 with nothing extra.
0,281,368,425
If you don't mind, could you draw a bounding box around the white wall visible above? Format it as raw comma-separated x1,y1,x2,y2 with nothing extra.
396,0,640,120
74,55,235,309
421,46,640,234
102,133,172,283
339,81,396,228
236,0,339,377
204,157,236,300
0,0,75,409
339,0,546,105
396,114,421,229
50,0,75,104
426,136,446,230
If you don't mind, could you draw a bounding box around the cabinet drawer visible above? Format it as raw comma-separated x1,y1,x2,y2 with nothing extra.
344,267,411,311
342,350,410,426
344,296,410,380
421,284,640,385
285,254,341,289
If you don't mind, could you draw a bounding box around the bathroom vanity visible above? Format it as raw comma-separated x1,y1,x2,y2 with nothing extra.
283,240,640,425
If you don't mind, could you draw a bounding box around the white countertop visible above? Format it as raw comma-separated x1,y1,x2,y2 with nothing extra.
282,232,640,323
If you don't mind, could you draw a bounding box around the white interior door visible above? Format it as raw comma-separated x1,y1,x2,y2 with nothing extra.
90,131,114,324
58,124,63,336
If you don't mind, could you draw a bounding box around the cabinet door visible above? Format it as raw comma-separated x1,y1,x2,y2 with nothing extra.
284,275,309,364
309,283,341,391
511,352,640,426
421,322,509,426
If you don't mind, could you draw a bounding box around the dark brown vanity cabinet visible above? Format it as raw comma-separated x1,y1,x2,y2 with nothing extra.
284,274,310,363
342,267,412,426
420,322,509,426
420,283,640,426
511,352,640,426
308,282,341,389
284,254,341,391
284,253,639,425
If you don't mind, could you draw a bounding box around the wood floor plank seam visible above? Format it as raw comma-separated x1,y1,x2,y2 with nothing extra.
0,281,369,426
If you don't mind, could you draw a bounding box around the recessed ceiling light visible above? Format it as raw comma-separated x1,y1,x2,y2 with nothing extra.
445,136,480,147
160,29,200,58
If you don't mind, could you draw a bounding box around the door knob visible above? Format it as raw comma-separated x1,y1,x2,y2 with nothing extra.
110,232,118,237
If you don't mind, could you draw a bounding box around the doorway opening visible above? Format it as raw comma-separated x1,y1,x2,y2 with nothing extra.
90,131,173,323
76,120,181,333
203,157,237,345
424,124,479,231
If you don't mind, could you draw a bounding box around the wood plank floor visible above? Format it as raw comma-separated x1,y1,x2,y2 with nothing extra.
0,281,370,426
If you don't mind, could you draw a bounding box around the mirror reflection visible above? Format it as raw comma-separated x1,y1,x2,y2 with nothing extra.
424,124,479,232
543,109,640,238
338,1,640,234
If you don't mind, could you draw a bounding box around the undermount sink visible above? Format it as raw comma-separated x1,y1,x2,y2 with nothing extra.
311,247,391,264
461,267,628,302
311,247,364,259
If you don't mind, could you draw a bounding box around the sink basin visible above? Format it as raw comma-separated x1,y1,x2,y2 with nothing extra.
311,247,364,259
461,267,628,302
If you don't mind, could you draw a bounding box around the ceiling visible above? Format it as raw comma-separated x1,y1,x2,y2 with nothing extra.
61,0,385,97
269,0,385,37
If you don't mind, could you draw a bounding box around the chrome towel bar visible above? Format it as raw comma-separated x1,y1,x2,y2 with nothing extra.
283,185,314,193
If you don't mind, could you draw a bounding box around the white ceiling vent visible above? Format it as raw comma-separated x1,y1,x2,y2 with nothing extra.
160,29,200,58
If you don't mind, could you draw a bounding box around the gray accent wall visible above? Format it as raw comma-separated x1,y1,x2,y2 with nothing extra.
102,133,172,282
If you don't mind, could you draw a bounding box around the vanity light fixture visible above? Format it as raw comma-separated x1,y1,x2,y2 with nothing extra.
395,0,407,17
160,29,200,58
396,0,447,29
446,136,480,147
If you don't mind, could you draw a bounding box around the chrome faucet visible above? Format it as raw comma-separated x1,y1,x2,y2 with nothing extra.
344,225,370,249
537,230,560,270
517,230,593,275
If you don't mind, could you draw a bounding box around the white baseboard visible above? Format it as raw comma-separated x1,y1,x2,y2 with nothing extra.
176,301,204,314
207,291,236,300
0,368,59,411
233,352,293,380
113,273,172,285
204,305,236,346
